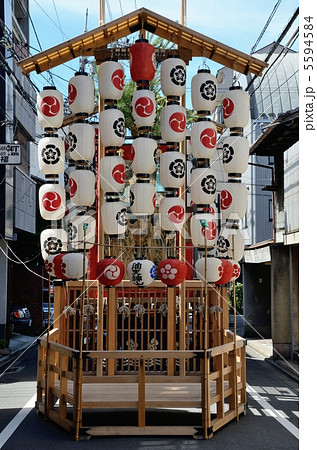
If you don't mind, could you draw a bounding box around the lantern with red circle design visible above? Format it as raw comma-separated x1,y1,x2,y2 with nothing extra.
69,169,95,206
161,57,186,99
127,258,156,287
39,183,65,220
130,180,156,216
222,86,249,130
44,254,57,277
67,214,96,250
158,258,187,286
40,228,67,260
98,60,125,102
195,256,223,283
190,166,217,205
222,135,249,176
129,38,156,85
160,104,186,143
190,212,217,247
159,196,185,231
67,122,95,162
37,87,63,131
160,150,185,188
215,259,233,285
131,136,156,175
220,181,248,221
101,199,127,236
68,72,95,116
191,68,217,115
38,135,65,176
99,107,126,149
131,89,156,131
100,155,126,192
96,257,125,286
190,119,217,160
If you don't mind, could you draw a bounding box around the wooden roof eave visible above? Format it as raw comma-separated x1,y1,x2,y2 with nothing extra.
18,7,267,77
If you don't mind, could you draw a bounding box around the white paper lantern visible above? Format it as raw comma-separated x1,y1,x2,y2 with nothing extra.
101,200,128,235
190,166,217,204
68,72,95,116
99,107,125,149
222,86,249,129
100,155,126,192
69,169,95,206
37,87,63,130
131,137,156,175
64,165,75,194
222,135,249,176
190,119,217,160
40,228,67,260
160,150,185,188
62,253,89,280
130,181,156,216
159,196,185,231
191,69,217,114
220,182,248,221
161,57,186,98
39,183,65,220
195,256,223,283
67,122,95,162
160,104,186,143
127,259,156,287
190,212,217,247
67,214,96,250
44,254,57,277
217,227,245,261
98,60,124,101
131,89,156,130
38,136,65,176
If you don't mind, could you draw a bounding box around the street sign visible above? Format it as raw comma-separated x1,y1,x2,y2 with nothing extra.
0,144,21,164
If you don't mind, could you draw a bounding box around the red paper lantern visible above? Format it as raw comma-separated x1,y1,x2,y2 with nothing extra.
158,258,187,286
96,257,125,286
129,38,156,84
215,259,233,285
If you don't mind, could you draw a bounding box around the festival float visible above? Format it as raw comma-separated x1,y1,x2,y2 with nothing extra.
18,6,267,441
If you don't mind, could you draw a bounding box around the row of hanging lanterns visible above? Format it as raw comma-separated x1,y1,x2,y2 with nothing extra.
37,35,250,289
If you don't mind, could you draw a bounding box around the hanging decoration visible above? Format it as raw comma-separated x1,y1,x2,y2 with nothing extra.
127,258,156,287
96,257,125,286
158,258,187,286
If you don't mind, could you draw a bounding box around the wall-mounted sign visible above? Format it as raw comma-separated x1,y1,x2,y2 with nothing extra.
0,144,21,165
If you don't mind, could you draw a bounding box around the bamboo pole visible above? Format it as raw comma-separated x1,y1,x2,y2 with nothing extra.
44,268,51,420
233,277,239,422
75,227,87,441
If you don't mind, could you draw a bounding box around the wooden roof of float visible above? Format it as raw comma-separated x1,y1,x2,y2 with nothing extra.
18,7,267,76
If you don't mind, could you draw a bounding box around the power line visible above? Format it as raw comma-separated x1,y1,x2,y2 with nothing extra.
250,0,283,53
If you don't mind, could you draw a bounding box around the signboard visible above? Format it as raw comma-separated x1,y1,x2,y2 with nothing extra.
0,144,21,165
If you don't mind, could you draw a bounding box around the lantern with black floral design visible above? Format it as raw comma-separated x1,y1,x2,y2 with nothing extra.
38,135,65,178
101,195,128,237
161,56,186,102
191,68,218,116
222,134,249,178
159,149,186,189
190,164,217,205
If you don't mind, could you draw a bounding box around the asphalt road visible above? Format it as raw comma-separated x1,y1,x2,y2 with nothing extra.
0,344,299,449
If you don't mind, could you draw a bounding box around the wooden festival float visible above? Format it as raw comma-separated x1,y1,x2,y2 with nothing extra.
18,8,267,440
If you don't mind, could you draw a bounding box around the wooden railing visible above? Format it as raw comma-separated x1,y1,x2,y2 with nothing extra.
36,328,246,440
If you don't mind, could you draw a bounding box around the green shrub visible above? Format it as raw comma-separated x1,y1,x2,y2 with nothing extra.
228,282,243,314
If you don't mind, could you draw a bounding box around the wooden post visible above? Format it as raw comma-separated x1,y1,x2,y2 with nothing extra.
202,350,211,439
106,287,117,375
233,278,239,421
44,269,51,419
167,286,176,375
59,353,68,419
138,358,146,427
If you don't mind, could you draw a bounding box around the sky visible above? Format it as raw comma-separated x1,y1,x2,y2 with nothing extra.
28,0,299,97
